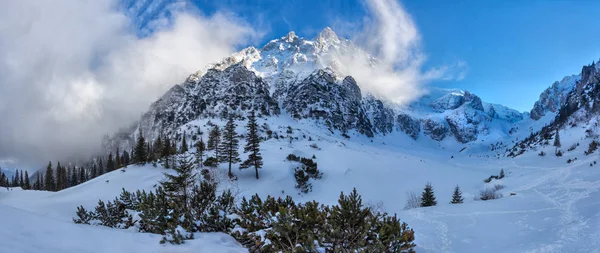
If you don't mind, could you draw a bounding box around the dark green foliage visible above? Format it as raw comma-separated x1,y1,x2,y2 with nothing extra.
195,138,206,169
203,156,218,167
207,125,221,151
300,158,322,179
553,129,561,149
181,133,188,154
450,185,464,204
323,188,372,251
24,171,30,190
107,153,116,172
91,164,97,179
19,170,24,188
161,155,197,231
585,140,599,155
73,206,92,224
420,183,437,207
44,162,55,191
484,169,506,183
294,168,311,193
287,156,322,194
73,178,416,251
234,189,416,252
200,190,236,233
240,111,263,179
286,153,301,162
218,116,241,178
134,130,147,164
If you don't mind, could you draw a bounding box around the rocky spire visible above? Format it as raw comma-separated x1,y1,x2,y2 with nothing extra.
315,27,340,44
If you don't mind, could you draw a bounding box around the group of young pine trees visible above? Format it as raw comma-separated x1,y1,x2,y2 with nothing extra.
202,111,264,180
407,183,465,209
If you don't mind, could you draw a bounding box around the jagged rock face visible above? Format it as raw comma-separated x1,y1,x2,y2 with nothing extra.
363,96,395,134
445,109,489,143
421,119,448,141
396,114,420,140
530,75,580,120
137,63,279,141
283,69,374,136
560,62,600,121
430,90,484,112
485,104,524,123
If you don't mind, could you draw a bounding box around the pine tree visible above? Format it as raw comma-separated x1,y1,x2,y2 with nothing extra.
154,135,164,159
56,163,64,190
218,116,241,178
134,130,148,164
19,170,24,187
450,185,463,204
195,137,206,169
207,125,221,152
79,167,86,184
61,165,68,189
240,111,263,179
44,162,56,191
98,159,105,176
107,153,115,172
554,129,561,151
325,188,371,251
91,163,97,179
24,171,31,190
161,154,197,231
420,182,437,207
115,148,122,168
124,150,131,165
34,173,40,190
162,137,172,168
147,142,156,163
0,171,5,187
181,133,188,154
68,167,75,187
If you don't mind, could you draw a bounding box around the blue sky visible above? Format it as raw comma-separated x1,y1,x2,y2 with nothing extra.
126,0,600,111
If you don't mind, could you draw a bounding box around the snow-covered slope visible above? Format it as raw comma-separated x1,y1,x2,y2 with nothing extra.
4,116,600,252
0,165,246,253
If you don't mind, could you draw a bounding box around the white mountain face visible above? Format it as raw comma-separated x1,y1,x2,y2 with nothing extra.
105,28,539,151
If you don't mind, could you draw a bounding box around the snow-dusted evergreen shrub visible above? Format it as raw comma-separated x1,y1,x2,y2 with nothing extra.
233,189,416,252
286,155,322,193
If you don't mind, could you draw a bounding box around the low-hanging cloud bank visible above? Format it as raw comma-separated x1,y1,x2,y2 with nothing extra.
333,0,466,104
0,0,257,167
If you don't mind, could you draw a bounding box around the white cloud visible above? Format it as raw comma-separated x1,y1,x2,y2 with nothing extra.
332,0,467,104
0,0,257,167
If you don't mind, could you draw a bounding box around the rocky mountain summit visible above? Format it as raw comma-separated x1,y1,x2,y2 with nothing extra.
105,29,600,152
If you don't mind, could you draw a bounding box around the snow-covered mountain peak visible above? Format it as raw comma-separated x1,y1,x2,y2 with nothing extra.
105,28,539,150
314,27,341,47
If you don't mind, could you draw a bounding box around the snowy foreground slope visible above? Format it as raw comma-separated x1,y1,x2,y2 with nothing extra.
2,117,600,253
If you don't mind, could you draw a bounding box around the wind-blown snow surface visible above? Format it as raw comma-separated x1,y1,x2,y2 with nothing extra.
2,117,600,253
